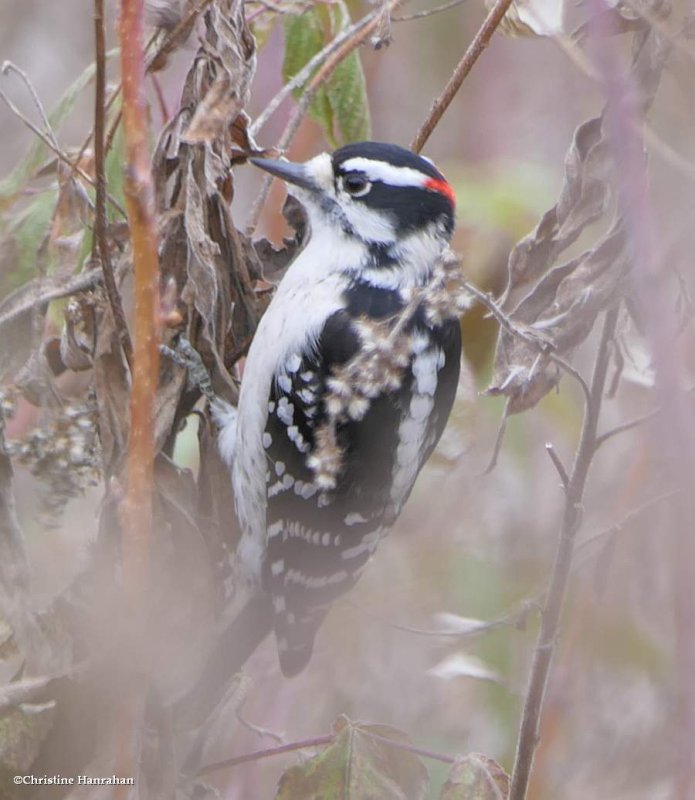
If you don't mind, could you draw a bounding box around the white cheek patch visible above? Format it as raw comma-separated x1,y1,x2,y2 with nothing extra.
341,201,397,244
305,153,335,192
339,157,429,189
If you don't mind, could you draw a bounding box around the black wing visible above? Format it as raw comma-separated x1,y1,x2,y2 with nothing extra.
261,286,461,676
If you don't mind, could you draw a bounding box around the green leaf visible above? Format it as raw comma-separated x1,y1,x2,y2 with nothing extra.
0,51,117,207
1,190,56,295
323,3,370,144
275,716,429,800
104,118,126,221
282,5,370,146
438,754,509,800
283,11,334,141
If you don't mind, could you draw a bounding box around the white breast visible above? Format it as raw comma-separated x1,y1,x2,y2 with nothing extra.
231,226,366,583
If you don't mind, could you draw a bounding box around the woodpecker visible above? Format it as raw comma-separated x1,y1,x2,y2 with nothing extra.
182,142,461,714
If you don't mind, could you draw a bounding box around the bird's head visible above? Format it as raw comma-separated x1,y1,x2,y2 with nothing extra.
250,141,456,248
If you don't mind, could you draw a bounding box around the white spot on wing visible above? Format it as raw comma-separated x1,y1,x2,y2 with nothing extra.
286,353,302,373
345,512,368,526
271,559,285,576
277,397,294,426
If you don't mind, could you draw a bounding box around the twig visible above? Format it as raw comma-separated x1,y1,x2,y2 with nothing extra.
394,0,470,22
347,596,533,639
410,0,515,152
248,7,379,138
197,735,334,775
365,731,456,765
1,62,60,149
509,305,620,800
197,728,455,777
0,271,104,332
246,0,403,234
544,443,569,490
351,486,674,653
94,0,133,368
0,84,127,219
74,1,212,178
594,407,659,449
463,282,592,405
478,396,510,475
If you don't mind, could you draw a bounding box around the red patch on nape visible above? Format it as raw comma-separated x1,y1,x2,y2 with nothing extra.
424,177,456,207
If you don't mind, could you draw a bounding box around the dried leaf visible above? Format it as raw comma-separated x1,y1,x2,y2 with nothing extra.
439,754,509,800
275,716,429,800
428,654,503,684
487,30,669,412
489,0,566,36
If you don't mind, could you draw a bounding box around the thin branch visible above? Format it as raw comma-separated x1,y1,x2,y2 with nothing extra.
509,305,620,800
347,596,534,639
350,486,674,656
1,62,60,149
575,489,679,558
74,1,212,178
463,282,593,405
594,407,659,449
410,0,514,152
248,8,380,139
365,731,456,765
94,0,133,368
198,728,456,777
394,0,470,23
0,84,127,219
197,735,334,775
544,443,569,490
246,0,403,234
478,396,510,475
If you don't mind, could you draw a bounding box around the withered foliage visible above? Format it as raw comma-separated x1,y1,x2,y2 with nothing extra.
0,0,297,790
488,28,670,412
0,0,683,796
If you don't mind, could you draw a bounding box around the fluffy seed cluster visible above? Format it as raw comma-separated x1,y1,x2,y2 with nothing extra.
420,248,472,326
1,390,101,523
308,250,468,490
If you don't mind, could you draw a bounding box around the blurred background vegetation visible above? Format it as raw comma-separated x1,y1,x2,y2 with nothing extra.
1,0,694,798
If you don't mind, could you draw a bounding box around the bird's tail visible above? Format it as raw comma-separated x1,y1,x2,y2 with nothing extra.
172,591,274,728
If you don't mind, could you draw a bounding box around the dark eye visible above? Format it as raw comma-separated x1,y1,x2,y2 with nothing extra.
342,173,371,197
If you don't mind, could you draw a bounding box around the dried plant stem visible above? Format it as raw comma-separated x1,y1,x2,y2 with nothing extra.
509,305,619,800
198,728,455,777
117,0,160,788
410,0,514,152
120,0,160,598
246,0,403,234
94,0,133,368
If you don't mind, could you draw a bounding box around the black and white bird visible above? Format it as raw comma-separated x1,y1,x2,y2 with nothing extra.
183,141,462,712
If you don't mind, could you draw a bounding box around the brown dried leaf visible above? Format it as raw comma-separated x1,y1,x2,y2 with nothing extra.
183,73,244,145
488,30,669,412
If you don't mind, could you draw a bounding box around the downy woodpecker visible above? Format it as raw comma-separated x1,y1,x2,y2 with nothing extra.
201,142,462,694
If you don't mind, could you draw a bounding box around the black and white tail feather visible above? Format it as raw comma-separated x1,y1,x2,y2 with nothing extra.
176,141,463,722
